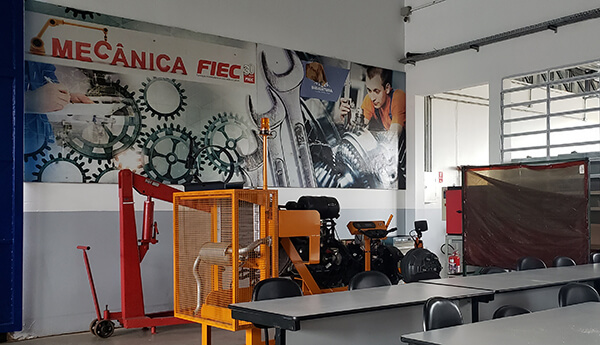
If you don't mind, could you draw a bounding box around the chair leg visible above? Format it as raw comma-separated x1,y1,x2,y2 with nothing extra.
263,328,269,345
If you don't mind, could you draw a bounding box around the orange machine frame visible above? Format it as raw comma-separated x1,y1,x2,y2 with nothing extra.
173,118,348,345
173,189,279,345
278,210,347,294
347,215,394,271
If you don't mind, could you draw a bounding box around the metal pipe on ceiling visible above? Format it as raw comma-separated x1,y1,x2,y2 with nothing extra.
400,8,600,64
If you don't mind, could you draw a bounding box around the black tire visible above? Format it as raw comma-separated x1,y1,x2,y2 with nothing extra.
94,320,115,338
89,319,98,336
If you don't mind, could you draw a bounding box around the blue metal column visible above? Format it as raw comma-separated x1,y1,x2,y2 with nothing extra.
0,0,23,340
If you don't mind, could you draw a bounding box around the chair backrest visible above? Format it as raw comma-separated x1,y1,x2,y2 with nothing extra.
423,297,463,331
251,278,303,343
348,270,392,290
591,252,600,264
480,266,508,274
252,277,303,302
492,305,531,319
516,256,547,271
251,277,303,335
553,256,576,267
558,282,600,307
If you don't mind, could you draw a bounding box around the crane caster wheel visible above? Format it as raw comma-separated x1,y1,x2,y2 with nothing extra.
89,319,98,336
94,320,115,338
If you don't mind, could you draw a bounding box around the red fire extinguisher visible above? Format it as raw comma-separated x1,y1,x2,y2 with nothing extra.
449,251,461,274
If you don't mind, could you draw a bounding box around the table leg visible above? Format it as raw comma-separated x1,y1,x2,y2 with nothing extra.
471,298,479,322
275,328,286,345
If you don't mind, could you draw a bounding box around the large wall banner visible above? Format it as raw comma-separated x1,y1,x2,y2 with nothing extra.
255,45,406,189
24,7,405,189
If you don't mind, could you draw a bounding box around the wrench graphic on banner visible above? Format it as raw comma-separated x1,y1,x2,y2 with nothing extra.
258,49,316,187
248,87,289,186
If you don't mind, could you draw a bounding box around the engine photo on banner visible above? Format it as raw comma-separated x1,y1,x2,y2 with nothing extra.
254,45,406,190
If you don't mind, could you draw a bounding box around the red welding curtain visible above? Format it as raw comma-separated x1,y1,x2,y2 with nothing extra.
463,160,589,269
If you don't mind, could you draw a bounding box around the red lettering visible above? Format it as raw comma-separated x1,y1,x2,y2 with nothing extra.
156,54,170,72
149,52,154,70
216,63,228,78
52,38,72,59
110,44,130,67
171,56,187,75
197,60,212,74
229,64,241,79
94,41,111,60
75,41,92,62
197,59,242,79
131,50,146,69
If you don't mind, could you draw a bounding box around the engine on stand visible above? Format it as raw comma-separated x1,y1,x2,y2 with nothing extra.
279,196,403,289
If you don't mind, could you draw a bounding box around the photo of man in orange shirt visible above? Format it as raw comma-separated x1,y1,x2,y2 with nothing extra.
340,66,406,135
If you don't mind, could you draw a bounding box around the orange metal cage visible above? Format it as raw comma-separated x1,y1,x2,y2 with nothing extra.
173,189,279,331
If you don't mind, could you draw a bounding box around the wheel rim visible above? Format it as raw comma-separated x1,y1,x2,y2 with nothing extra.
94,320,114,338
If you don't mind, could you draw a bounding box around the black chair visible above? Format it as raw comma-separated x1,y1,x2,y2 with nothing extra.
348,270,392,290
516,256,547,271
479,266,508,274
553,256,576,267
492,305,531,319
591,253,600,291
558,282,600,307
423,297,463,331
252,278,303,344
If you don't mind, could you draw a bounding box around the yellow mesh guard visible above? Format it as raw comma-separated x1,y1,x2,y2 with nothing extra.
173,190,278,330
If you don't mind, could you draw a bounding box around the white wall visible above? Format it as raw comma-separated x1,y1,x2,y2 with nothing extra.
30,0,408,227
24,0,600,337
38,0,406,71
404,0,600,263
423,86,490,262
428,86,489,200
22,0,408,338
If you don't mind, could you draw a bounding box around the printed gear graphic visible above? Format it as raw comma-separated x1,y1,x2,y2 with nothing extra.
24,137,51,162
313,160,340,188
138,77,187,120
64,8,99,20
137,123,197,184
335,135,376,188
32,152,91,183
200,113,262,174
194,144,238,181
64,80,145,164
91,163,119,183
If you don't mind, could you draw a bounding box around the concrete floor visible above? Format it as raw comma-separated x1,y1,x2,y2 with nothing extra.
10,324,247,345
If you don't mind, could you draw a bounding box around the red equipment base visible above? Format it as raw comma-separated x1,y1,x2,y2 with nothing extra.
79,170,190,338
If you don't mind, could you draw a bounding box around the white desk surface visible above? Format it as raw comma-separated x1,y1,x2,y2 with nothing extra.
422,264,600,293
230,282,493,331
401,302,600,345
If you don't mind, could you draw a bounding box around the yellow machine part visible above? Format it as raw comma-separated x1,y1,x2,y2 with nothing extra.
173,189,278,331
